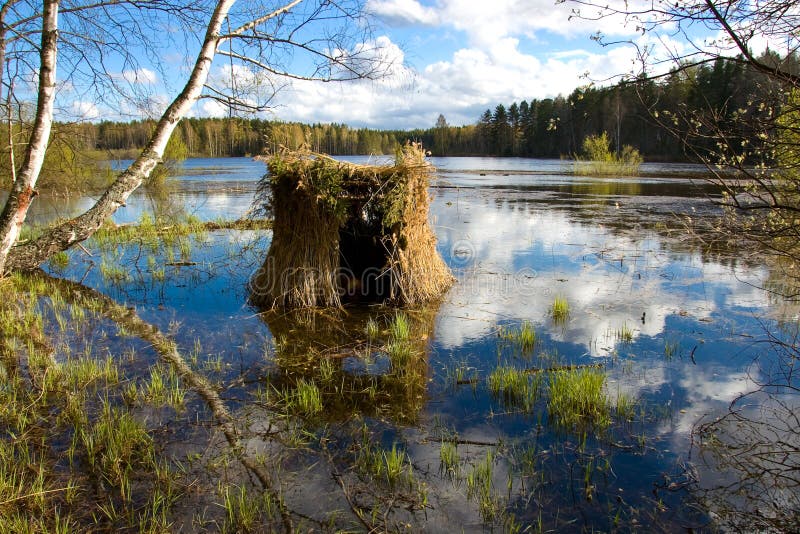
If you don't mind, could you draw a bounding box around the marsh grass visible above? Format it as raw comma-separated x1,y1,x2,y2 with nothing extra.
664,338,680,359
219,483,279,534
143,364,186,410
547,367,611,432
99,260,130,283
439,441,460,478
386,339,413,368
445,361,478,389
86,212,232,289
389,311,411,341
291,379,323,416
498,321,537,354
616,322,635,343
614,390,637,422
365,317,380,340
318,357,336,383
467,450,499,522
0,273,188,531
551,295,570,325
80,398,155,498
487,365,541,412
49,250,70,271
383,310,423,379
356,432,416,491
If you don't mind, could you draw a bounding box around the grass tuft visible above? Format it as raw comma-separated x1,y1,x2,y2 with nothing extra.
389,311,411,341
487,365,541,412
616,322,634,343
293,379,323,416
498,321,537,354
547,367,611,432
551,295,570,324
466,450,498,522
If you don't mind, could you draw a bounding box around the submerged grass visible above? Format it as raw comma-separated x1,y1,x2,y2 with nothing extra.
498,321,537,354
389,311,411,341
0,273,189,530
358,441,415,489
487,365,541,412
293,379,323,416
616,322,635,343
365,317,380,340
551,295,570,324
547,367,611,432
219,483,279,534
439,441,460,478
466,450,499,522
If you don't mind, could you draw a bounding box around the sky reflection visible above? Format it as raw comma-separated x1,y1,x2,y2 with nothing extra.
431,188,772,356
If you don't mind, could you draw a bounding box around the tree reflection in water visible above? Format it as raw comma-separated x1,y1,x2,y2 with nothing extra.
691,325,800,532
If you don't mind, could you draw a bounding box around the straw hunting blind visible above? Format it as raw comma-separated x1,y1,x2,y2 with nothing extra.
250,143,454,308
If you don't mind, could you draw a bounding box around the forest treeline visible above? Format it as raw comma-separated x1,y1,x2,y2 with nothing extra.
54,51,797,163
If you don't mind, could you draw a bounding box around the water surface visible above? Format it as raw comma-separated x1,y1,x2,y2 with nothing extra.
44,156,799,530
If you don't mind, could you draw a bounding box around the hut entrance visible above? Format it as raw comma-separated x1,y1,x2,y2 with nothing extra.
337,214,392,303
249,143,454,309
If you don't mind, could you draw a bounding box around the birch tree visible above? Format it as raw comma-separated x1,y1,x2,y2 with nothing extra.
0,0,388,274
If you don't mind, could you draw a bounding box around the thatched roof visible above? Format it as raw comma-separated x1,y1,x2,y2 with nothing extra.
249,143,453,309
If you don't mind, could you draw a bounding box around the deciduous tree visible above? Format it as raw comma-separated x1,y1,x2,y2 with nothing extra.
0,0,389,274
566,0,800,270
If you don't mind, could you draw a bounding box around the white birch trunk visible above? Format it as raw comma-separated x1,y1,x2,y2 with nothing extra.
0,0,59,274
2,0,305,273
4,0,239,273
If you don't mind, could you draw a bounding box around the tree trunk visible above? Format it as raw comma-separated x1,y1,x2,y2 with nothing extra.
0,0,58,274
3,0,240,274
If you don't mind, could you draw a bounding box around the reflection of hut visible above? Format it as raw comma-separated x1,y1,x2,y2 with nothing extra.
250,143,453,308
260,306,438,424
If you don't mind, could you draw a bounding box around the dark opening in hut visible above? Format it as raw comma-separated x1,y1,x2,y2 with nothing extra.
249,143,454,309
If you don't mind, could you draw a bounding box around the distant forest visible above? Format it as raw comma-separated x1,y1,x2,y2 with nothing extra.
61,51,797,163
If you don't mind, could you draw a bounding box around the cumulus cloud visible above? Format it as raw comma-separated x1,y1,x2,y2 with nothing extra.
183,1,708,128
68,100,101,121
367,0,439,26
371,0,648,46
121,68,158,85
199,99,228,118
265,32,645,128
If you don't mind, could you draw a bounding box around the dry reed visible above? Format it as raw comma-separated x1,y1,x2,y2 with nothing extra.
250,143,453,308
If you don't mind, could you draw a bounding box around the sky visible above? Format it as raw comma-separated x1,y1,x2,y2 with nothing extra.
52,0,743,131
247,0,659,129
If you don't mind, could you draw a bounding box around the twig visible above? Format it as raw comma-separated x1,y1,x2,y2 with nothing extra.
524,363,604,374
76,242,92,257
0,486,73,506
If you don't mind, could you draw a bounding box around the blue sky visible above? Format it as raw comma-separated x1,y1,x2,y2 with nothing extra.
57,0,740,130
261,0,646,129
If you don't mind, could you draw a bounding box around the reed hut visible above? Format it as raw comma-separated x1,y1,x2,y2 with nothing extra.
250,143,453,308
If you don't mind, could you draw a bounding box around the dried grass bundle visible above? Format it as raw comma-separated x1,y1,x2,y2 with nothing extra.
250,143,453,308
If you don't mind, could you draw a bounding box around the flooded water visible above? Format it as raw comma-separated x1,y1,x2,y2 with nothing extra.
43,157,800,530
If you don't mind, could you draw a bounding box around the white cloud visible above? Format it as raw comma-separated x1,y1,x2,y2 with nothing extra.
264,33,644,128
183,2,707,129
68,100,100,121
121,68,158,85
371,0,649,47
199,99,228,118
367,0,439,26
